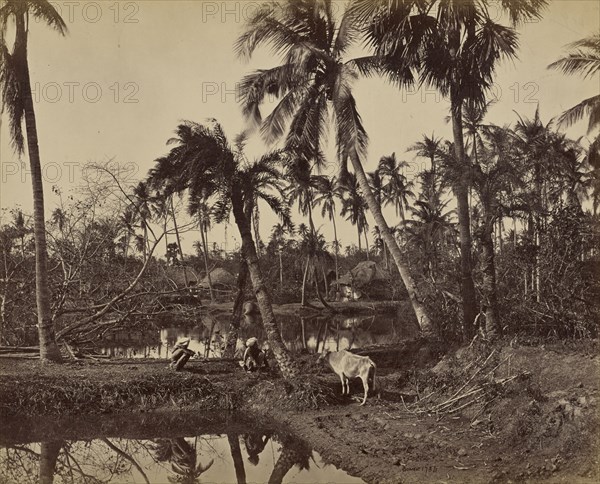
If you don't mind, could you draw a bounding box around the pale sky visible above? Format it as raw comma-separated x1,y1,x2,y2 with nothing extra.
0,0,598,255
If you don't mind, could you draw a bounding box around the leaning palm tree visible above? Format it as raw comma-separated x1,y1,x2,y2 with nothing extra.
157,120,298,378
0,0,67,362
352,0,548,336
549,34,600,167
236,0,434,333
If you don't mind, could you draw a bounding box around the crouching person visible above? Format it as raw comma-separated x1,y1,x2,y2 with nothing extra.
170,338,195,371
243,337,268,372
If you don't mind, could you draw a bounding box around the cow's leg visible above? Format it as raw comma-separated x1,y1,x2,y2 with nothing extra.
359,375,369,406
339,374,346,395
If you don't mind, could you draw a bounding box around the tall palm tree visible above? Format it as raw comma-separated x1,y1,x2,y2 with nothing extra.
408,133,442,178
270,221,294,289
367,170,387,265
340,172,368,253
378,153,415,223
236,0,434,333
549,34,600,167
158,120,298,378
353,0,548,336
188,195,215,301
131,181,154,262
0,0,67,362
313,176,343,289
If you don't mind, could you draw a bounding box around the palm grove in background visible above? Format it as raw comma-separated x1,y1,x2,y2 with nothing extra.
0,0,598,372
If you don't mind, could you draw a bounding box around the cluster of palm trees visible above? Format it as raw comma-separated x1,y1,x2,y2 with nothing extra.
1,0,598,368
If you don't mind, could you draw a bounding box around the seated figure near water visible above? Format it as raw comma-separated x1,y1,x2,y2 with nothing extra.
243,337,268,372
169,338,195,371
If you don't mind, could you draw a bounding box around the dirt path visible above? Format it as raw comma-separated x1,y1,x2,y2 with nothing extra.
1,342,598,483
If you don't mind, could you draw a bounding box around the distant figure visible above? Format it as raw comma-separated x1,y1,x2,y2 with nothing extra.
243,433,271,465
169,338,195,371
473,305,488,340
243,337,268,372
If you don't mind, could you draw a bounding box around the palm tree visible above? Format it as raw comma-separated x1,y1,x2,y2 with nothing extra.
408,133,442,178
313,176,343,289
188,195,215,301
158,120,298,378
352,0,548,336
270,221,294,289
367,170,387,265
0,0,67,362
131,181,154,262
236,0,434,333
340,172,368,253
549,34,600,167
378,153,415,223
285,158,321,233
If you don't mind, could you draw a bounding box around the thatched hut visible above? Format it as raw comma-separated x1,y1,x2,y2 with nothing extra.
200,268,236,289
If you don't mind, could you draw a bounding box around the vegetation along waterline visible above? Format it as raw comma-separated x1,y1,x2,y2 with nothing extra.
0,0,598,482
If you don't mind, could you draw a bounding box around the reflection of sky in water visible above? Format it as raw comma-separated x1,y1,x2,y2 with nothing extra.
99,312,418,359
0,435,365,484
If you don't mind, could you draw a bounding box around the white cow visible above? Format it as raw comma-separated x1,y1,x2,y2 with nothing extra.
318,349,376,406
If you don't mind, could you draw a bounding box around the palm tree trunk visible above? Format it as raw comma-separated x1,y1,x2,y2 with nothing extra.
232,187,298,379
349,151,434,334
312,260,333,311
279,248,283,288
363,225,370,260
450,99,478,337
357,225,362,252
480,217,499,338
40,441,62,484
227,434,246,484
199,220,214,302
224,260,248,358
268,446,303,484
170,198,188,286
332,213,340,292
16,14,62,362
301,257,310,307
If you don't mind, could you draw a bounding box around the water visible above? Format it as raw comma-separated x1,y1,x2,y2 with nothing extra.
99,311,418,359
0,413,364,484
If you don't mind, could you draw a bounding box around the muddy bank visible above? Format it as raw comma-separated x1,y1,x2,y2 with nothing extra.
1,340,598,483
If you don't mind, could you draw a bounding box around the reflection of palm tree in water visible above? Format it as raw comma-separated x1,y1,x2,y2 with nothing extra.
268,438,311,484
152,438,213,484
242,432,271,466
39,441,63,484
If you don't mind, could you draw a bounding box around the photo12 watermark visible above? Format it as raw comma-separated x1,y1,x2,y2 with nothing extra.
31,81,140,104
1,161,139,186
35,1,140,24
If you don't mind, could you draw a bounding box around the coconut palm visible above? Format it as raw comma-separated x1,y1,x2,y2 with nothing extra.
188,195,215,301
313,176,343,289
270,221,294,289
131,181,155,262
284,158,321,233
378,153,415,223
351,0,547,336
236,0,434,333
0,0,68,362
158,120,298,378
340,172,368,254
408,133,442,178
549,34,600,167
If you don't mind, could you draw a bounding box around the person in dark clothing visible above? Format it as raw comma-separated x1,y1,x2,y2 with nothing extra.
243,337,268,372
